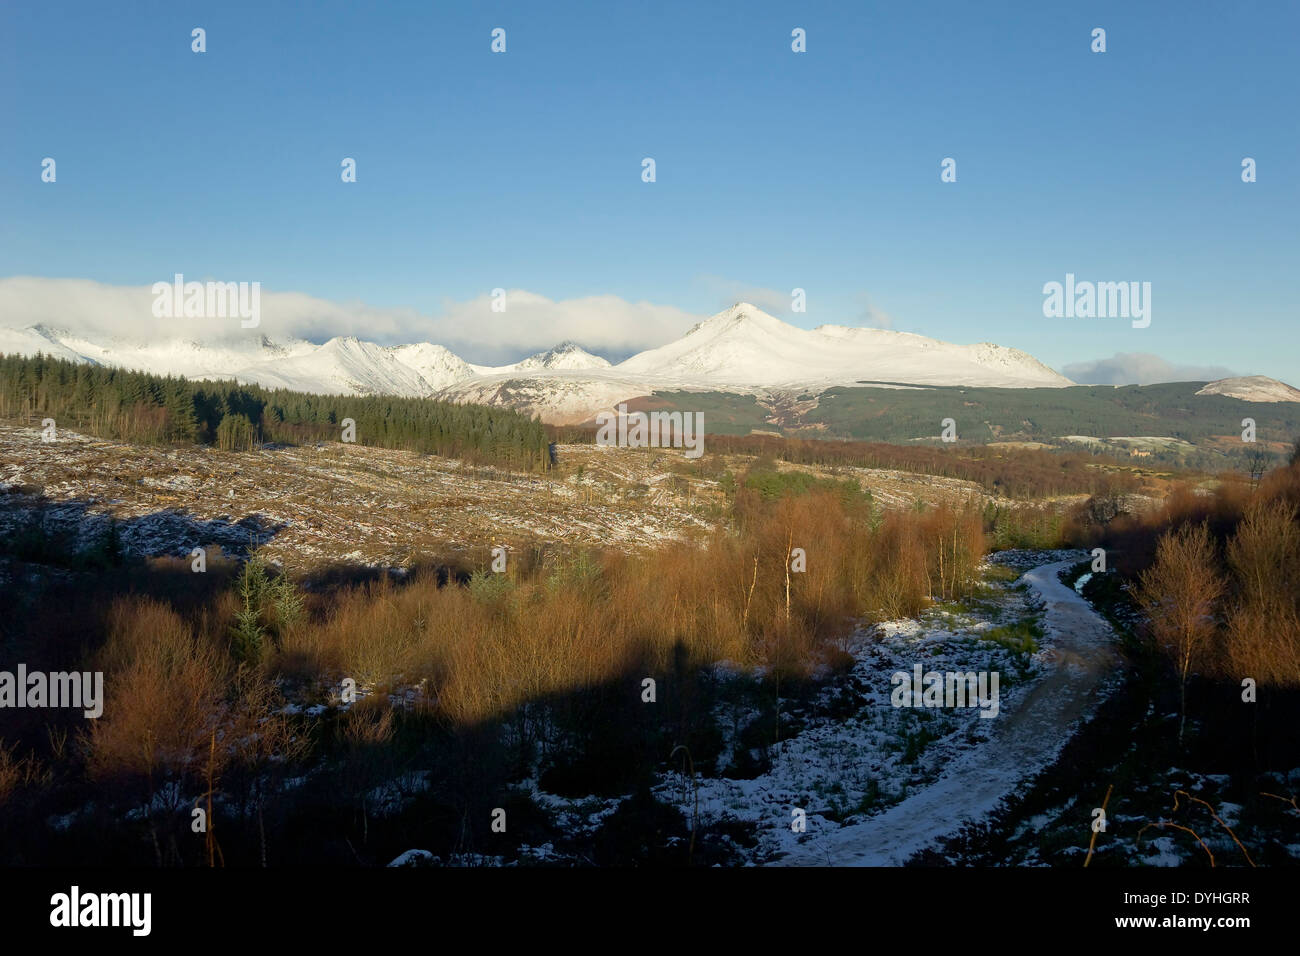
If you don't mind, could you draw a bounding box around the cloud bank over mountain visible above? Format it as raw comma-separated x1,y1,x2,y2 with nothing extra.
0,277,700,365
1062,352,1239,386
0,295,1080,424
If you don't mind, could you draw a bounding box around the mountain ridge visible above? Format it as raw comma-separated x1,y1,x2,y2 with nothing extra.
8,302,1281,424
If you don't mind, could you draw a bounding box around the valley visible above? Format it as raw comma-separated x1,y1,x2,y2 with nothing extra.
0,420,1003,572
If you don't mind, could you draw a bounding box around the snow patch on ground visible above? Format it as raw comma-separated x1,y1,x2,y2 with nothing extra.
773,555,1121,866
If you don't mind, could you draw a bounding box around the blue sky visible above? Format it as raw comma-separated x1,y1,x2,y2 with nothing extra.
2,0,1297,378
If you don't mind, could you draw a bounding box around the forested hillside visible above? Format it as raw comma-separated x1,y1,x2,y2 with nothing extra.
641,384,1300,447
0,353,552,471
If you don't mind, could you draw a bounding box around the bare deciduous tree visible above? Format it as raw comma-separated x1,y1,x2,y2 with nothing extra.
1137,522,1226,746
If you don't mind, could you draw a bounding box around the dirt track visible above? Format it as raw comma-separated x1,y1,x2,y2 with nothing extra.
774,559,1121,866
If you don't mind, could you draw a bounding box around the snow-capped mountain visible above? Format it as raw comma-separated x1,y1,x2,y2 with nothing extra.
229,336,443,396
0,324,318,379
2,302,1086,422
617,303,1071,388
507,342,612,373
389,342,477,389
0,325,87,364
1195,376,1300,403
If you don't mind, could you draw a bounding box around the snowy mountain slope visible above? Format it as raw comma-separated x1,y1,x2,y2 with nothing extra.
2,302,1088,422
0,325,90,364
617,303,1073,388
231,336,438,395
389,342,477,389
435,371,650,425
0,325,319,380
1195,375,1300,403
77,334,318,380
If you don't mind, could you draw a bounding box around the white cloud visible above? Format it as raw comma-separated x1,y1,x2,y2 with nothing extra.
430,290,700,363
0,277,701,364
1062,352,1237,385
695,275,795,316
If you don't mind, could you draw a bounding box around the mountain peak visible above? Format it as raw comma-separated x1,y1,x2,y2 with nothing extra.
5,306,1077,422
27,322,70,340
721,301,778,323
686,302,791,337
617,302,1074,389
513,341,611,371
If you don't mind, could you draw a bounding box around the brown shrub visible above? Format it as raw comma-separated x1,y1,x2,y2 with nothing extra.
84,599,232,789
1224,499,1300,687
1111,458,1300,692
271,489,986,725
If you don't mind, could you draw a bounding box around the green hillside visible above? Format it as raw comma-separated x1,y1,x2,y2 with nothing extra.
643,383,1299,470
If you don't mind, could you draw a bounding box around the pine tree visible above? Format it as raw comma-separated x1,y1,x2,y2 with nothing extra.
165,384,199,442
231,558,271,665
216,412,255,451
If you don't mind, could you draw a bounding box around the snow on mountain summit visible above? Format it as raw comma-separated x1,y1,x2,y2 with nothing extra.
0,325,89,363
1195,375,1300,403
617,302,1074,388
2,301,1079,420
510,341,612,372
234,336,438,396
390,342,476,389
